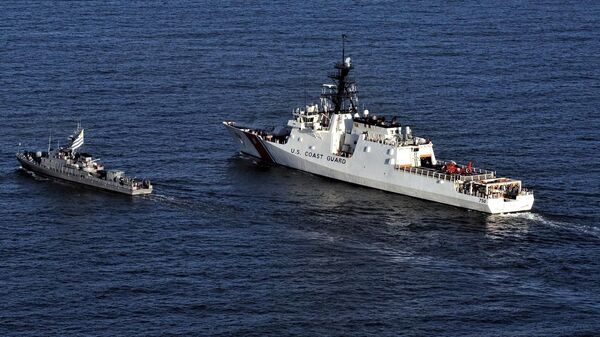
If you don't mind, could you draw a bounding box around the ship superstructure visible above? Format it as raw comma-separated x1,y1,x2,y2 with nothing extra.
223,43,533,213
16,126,152,195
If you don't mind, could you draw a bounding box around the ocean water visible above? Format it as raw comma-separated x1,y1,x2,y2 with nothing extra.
1,1,600,336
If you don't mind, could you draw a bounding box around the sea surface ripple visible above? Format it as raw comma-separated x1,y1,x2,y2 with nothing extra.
1,1,599,336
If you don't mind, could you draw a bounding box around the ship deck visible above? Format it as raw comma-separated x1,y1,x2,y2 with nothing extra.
395,162,496,182
396,161,531,200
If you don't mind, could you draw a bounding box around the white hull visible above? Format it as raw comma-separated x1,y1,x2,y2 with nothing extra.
224,122,533,214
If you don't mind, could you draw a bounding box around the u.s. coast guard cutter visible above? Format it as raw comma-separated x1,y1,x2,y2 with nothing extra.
223,48,534,213
16,126,152,195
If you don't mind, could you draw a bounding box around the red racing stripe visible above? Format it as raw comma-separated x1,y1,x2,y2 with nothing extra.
244,132,275,163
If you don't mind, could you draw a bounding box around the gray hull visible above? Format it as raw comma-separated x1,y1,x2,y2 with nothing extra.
17,155,152,195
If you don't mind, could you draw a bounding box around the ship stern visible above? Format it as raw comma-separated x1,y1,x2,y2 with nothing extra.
486,193,535,214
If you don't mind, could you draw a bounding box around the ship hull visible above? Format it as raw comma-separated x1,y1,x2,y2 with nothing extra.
17,155,152,196
224,123,533,214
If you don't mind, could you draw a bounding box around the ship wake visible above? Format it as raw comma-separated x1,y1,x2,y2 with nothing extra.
495,212,600,240
18,167,48,181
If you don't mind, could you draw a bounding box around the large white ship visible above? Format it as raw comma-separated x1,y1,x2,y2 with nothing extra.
223,44,533,213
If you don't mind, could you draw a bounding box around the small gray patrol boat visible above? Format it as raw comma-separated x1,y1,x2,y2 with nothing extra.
16,126,152,195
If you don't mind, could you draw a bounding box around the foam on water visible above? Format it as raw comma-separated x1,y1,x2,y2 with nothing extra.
2,1,600,335
19,167,49,181
494,212,600,240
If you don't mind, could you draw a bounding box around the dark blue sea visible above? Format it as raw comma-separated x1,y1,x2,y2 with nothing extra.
1,1,600,336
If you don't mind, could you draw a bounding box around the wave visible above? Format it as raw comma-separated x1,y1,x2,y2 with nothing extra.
493,212,548,223
139,193,243,216
18,167,49,181
140,193,199,209
493,212,600,240
288,227,435,266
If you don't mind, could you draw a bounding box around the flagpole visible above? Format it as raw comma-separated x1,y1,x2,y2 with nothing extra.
342,34,346,63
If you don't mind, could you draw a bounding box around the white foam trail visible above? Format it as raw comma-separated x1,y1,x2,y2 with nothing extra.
20,167,49,181
140,193,193,207
491,212,556,225
143,193,176,203
494,212,600,240
139,193,230,214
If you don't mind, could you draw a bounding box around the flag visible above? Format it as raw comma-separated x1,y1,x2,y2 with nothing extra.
69,129,84,151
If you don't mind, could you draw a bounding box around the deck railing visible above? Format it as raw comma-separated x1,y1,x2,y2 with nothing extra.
457,173,496,181
395,165,495,182
457,186,532,199
396,166,457,181
437,160,495,175
395,161,532,200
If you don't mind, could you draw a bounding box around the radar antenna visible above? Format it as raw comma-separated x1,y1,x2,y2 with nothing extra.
321,34,359,114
